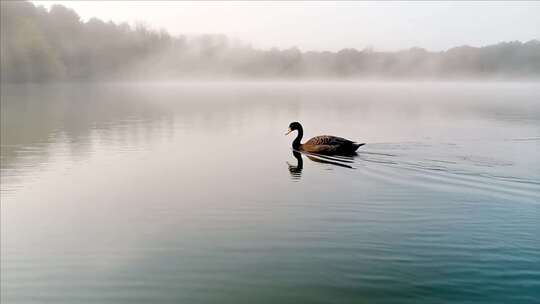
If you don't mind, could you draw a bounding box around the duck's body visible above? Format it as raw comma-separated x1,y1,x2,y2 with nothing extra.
302,135,363,154
286,122,364,155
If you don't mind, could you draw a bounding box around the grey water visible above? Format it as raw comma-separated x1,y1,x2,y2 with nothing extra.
1,82,539,304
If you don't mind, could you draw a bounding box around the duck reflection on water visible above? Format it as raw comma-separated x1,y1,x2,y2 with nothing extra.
287,150,355,180
287,151,304,180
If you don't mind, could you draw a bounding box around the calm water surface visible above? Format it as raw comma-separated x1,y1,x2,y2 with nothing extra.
1,82,539,303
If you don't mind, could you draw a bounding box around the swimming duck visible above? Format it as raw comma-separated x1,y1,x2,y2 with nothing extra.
285,122,364,155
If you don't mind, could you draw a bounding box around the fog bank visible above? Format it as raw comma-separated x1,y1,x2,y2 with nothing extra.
2,1,540,83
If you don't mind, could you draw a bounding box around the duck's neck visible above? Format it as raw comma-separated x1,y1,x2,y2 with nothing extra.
293,151,303,170
292,127,303,149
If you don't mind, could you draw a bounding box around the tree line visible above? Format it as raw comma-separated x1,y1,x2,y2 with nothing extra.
2,1,539,83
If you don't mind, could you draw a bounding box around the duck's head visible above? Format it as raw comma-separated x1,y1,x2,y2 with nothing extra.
285,122,302,135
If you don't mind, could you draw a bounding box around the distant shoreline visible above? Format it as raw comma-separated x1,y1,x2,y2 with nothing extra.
2,1,539,83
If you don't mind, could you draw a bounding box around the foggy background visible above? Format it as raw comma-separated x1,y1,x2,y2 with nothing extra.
2,1,539,82
29,1,540,52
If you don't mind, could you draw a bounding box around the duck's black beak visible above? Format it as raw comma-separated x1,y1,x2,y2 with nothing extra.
285,128,292,135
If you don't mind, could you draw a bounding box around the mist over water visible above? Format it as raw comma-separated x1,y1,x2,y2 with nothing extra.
1,82,539,303
3,1,540,83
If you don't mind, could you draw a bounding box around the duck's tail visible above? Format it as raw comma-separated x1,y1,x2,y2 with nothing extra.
352,142,366,151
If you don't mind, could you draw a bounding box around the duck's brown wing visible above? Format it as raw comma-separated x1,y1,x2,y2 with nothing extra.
303,135,363,155
305,135,353,146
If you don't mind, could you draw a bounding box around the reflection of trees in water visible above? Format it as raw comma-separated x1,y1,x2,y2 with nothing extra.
0,84,298,175
1,85,170,172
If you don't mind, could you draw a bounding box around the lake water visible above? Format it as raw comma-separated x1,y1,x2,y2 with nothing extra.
1,82,539,304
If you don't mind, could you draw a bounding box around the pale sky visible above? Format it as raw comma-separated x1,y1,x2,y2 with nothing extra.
32,1,540,52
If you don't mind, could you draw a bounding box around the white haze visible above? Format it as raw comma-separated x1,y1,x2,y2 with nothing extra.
32,1,540,52
3,1,538,82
